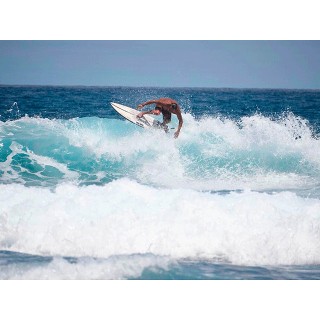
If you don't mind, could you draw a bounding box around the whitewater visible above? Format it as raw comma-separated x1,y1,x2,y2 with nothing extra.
1,86,320,279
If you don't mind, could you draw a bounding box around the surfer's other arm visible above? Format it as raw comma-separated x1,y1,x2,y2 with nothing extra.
137,109,160,118
174,110,183,139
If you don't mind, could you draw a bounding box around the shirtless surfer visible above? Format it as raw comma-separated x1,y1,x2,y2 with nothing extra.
137,98,183,138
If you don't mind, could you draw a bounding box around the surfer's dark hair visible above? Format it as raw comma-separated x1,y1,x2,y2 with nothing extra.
171,103,177,109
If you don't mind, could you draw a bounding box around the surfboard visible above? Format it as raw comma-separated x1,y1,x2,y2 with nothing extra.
110,102,163,129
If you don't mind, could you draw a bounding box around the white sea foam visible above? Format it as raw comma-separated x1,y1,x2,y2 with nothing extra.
1,112,320,274
1,179,320,266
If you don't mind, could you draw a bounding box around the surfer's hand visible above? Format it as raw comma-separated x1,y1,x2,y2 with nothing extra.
174,130,180,139
137,104,143,110
137,112,143,118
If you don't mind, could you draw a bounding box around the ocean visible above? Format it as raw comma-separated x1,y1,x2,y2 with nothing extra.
0,85,320,280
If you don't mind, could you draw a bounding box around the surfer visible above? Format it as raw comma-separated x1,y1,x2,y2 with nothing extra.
137,98,183,138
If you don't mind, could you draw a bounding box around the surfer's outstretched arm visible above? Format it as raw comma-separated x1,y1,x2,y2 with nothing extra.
137,100,158,110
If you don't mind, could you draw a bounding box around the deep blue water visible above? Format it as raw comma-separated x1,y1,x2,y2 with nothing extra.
1,86,320,279
1,86,320,129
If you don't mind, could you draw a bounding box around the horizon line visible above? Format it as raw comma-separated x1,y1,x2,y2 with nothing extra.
0,84,319,91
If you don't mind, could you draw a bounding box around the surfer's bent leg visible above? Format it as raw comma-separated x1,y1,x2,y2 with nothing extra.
161,113,171,133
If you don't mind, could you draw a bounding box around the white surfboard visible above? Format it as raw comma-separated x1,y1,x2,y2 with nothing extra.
110,102,163,129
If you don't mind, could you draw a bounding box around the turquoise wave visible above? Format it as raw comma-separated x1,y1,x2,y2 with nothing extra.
0,113,319,191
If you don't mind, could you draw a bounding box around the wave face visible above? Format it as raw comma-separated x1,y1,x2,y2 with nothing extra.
1,112,320,192
1,86,320,279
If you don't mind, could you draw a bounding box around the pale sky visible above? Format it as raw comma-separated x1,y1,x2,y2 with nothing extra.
0,41,319,89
